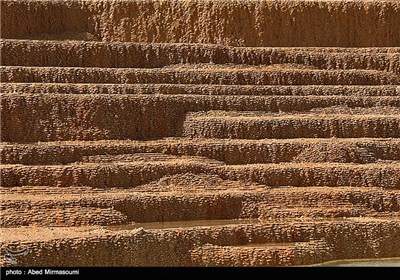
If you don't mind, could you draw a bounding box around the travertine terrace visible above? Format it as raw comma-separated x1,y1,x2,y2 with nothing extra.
1,0,400,266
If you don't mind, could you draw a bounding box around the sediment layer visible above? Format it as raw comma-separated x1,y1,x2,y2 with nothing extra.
3,66,398,85
2,94,400,142
1,219,400,266
2,161,400,188
1,0,400,267
2,0,400,47
2,83,400,96
2,40,399,72
2,138,400,165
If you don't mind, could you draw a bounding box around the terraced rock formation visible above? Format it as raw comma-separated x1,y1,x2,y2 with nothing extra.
1,0,399,267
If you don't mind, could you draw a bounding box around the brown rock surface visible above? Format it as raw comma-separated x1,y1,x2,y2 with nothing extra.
1,0,399,267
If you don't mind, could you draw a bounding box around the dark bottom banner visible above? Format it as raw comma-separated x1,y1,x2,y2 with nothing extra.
0,267,395,278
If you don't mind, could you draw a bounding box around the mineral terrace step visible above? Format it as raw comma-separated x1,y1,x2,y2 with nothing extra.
2,83,399,96
1,185,399,212
190,240,333,266
182,111,400,139
221,163,400,189
2,204,366,228
1,162,400,188
1,138,400,165
1,218,399,266
2,0,400,47
258,206,367,219
2,93,400,142
0,207,128,227
2,66,398,85
2,184,398,227
1,40,399,72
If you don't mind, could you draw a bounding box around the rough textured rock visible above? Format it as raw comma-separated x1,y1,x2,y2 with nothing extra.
1,0,399,267
2,0,400,47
